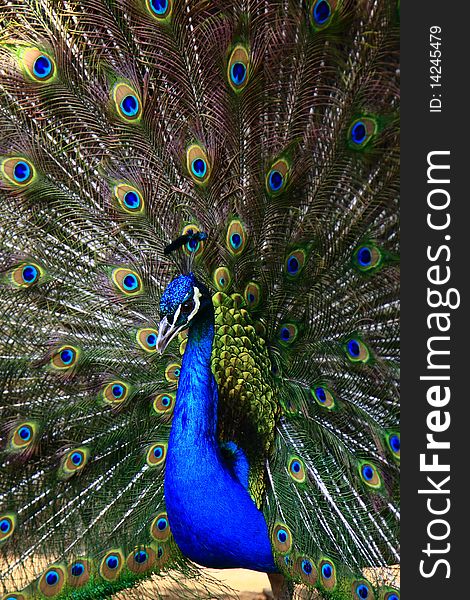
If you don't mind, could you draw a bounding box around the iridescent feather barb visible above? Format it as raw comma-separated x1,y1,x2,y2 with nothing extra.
0,0,399,599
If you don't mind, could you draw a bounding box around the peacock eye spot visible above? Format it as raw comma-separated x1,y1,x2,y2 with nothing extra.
153,446,163,459
347,339,360,357
112,384,124,398
287,256,299,275
123,274,138,291
22,265,38,283
313,0,331,25
33,55,52,78
389,596,399,600
357,246,372,266
173,368,180,377
268,169,284,192
191,158,207,178
230,233,242,249
315,387,326,402
157,517,168,530
161,395,171,406
362,464,374,481
146,333,157,347
230,62,247,85
277,529,288,543
134,550,148,564
0,519,11,533
124,191,140,209
150,0,168,15
19,426,32,441
71,562,85,577
280,327,291,341
60,349,74,365
357,584,369,599
45,570,59,586
120,94,139,117
351,121,367,145
13,161,31,183
291,460,301,473
106,556,119,569
157,546,164,558
321,563,332,579
301,560,313,575
226,220,246,253
248,293,255,303
71,452,83,466
390,434,400,452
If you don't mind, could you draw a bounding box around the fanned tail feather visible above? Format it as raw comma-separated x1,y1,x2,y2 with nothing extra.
1,0,399,598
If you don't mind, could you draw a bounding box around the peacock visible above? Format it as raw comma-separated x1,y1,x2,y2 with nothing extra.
0,0,400,599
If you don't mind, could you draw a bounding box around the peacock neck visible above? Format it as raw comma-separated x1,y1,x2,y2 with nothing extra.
165,301,276,572
171,305,217,443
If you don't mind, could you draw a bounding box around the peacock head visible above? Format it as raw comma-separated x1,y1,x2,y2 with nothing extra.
156,272,211,354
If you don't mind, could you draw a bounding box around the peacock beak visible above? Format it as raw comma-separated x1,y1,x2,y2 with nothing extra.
156,316,180,355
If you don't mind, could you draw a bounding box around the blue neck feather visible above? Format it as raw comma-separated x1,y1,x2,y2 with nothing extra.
164,304,276,572
171,307,217,443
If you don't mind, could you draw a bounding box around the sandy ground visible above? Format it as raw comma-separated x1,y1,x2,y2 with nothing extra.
198,569,272,597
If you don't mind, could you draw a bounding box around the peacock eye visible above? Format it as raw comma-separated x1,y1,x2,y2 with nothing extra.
227,45,250,91
120,94,139,117
186,146,211,185
309,0,339,31
133,550,148,564
33,55,53,78
355,583,370,599
191,158,207,178
2,157,36,187
302,559,312,575
313,0,332,26
180,300,194,315
149,0,171,18
106,555,119,569
231,62,246,85
112,83,142,122
71,562,85,577
348,117,378,149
